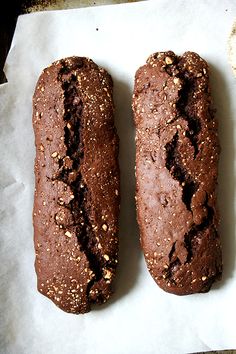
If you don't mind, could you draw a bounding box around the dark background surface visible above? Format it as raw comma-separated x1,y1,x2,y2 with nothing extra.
0,1,54,83
0,1,21,82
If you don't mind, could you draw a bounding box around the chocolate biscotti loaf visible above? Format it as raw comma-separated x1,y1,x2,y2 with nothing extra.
133,51,222,295
33,57,119,313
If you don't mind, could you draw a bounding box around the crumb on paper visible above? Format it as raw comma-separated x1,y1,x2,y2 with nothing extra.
228,19,236,77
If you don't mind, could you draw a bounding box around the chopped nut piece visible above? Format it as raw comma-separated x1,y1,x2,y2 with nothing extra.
65,231,72,238
201,276,207,281
51,152,58,158
102,223,108,231
58,198,64,205
165,56,173,65
104,254,109,261
173,77,180,84
40,144,44,151
104,269,112,279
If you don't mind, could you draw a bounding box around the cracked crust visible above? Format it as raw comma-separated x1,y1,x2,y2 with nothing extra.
33,57,120,313
133,51,222,295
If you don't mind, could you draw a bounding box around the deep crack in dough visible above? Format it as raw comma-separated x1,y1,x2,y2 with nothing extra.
133,51,222,295
33,57,120,314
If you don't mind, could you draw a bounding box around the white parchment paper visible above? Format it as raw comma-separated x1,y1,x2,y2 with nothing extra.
0,1,236,353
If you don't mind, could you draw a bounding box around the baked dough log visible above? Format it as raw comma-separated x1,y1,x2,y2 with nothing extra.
33,57,119,313
133,51,222,295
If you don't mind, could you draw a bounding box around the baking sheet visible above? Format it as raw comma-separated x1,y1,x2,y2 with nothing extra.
0,1,236,353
